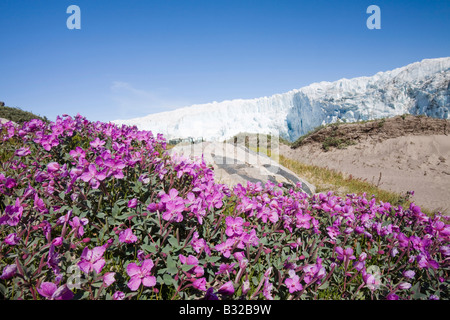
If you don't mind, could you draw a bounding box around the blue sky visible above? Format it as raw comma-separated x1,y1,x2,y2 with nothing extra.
0,0,449,122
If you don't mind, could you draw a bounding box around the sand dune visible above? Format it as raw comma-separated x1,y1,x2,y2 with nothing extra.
280,134,450,215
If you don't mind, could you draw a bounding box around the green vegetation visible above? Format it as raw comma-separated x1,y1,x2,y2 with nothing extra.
0,104,49,124
321,137,357,151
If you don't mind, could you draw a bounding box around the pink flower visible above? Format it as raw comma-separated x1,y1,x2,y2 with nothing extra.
263,278,273,300
326,226,340,241
119,228,138,244
296,212,311,229
103,272,116,287
362,270,381,291
193,278,207,292
113,291,125,300
52,237,63,246
34,193,48,213
128,198,138,208
15,147,30,157
215,238,237,258
5,177,16,189
191,232,211,255
215,263,236,275
160,189,186,222
69,216,88,238
0,264,16,279
398,282,412,290
80,164,107,189
4,233,20,245
69,146,86,159
179,254,199,266
0,198,23,226
78,245,106,274
285,272,303,293
90,137,106,148
225,216,244,237
126,259,156,291
37,282,73,300
387,293,399,300
335,246,356,262
160,188,181,203
204,287,218,299
403,270,415,279
417,253,439,269
217,280,234,296
47,162,60,173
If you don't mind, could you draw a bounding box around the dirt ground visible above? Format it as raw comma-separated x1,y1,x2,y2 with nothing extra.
280,115,450,215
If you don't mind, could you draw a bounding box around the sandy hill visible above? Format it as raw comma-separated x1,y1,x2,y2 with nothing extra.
280,115,450,215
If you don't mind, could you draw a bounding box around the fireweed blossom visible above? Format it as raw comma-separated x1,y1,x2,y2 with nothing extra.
353,253,367,272
113,291,125,300
263,278,274,300
403,270,415,279
193,278,207,292
0,198,23,226
37,282,74,300
362,268,381,291
179,254,204,277
335,247,356,263
103,272,116,287
285,270,303,293
160,189,186,223
0,264,17,279
225,216,244,237
78,245,106,274
15,147,30,157
80,164,107,189
90,137,106,148
127,198,138,208
190,231,211,256
303,260,326,284
126,259,156,291
215,263,236,275
217,281,235,296
204,287,218,299
215,238,237,258
69,216,88,239
3,233,20,245
119,228,138,244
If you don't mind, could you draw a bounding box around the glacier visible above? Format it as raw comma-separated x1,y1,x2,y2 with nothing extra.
112,57,450,142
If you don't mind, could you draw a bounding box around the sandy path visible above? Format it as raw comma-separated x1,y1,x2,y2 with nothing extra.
280,135,450,215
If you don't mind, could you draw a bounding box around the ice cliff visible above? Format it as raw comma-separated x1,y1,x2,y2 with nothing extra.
112,57,450,142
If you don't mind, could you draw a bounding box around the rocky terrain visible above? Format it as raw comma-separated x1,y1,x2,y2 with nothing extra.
168,141,316,196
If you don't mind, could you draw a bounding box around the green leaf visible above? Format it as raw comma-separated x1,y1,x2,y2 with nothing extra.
163,274,176,287
317,281,329,290
115,213,131,220
381,220,391,227
411,282,421,299
206,255,221,264
356,242,362,255
168,236,180,248
166,255,178,274
141,243,157,254
112,204,121,217
181,264,194,272
96,212,106,219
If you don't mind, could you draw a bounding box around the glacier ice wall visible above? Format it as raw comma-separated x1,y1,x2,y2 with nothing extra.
112,57,450,142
